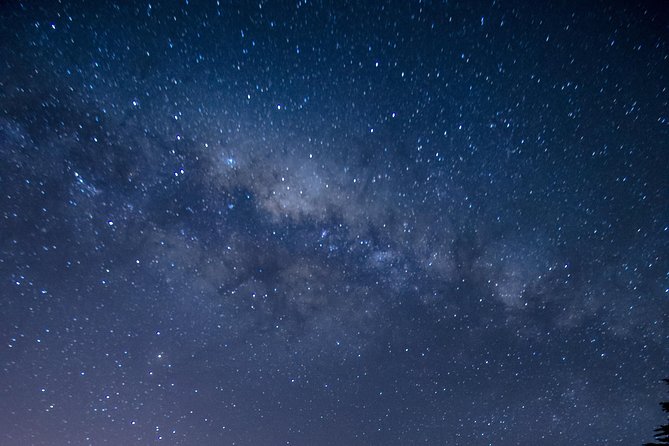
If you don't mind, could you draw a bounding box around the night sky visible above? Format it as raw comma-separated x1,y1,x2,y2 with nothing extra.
1,1,668,445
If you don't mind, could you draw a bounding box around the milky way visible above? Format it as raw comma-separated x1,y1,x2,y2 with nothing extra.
1,1,667,445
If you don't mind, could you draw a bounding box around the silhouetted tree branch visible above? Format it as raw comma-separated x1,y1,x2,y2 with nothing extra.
644,379,669,445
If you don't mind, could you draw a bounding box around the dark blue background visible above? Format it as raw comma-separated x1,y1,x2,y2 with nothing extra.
1,1,667,444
